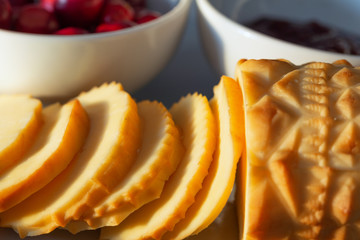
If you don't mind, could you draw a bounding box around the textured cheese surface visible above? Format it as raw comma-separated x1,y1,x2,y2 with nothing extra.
0,83,140,238
236,59,360,239
0,99,89,212
0,94,42,175
163,76,244,240
65,100,184,233
100,93,216,240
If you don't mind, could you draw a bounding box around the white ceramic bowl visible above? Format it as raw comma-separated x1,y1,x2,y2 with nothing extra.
0,0,192,99
196,0,360,77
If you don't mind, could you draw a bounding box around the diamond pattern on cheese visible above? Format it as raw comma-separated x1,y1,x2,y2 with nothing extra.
236,59,360,239
100,93,216,240
65,100,184,233
0,83,140,238
0,94,42,175
163,76,244,240
0,99,89,212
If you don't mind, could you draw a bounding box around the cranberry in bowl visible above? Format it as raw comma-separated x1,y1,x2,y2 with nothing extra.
196,0,360,78
0,0,192,100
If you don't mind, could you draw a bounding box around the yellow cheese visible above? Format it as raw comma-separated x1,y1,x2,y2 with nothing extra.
0,94,42,175
100,93,216,240
0,82,140,238
163,76,244,239
65,100,184,233
0,99,89,212
236,59,360,239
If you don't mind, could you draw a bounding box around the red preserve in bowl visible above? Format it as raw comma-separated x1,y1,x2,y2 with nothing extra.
245,17,360,55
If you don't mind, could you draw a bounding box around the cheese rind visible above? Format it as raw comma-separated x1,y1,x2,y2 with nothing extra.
65,100,184,233
236,59,360,239
100,93,216,240
0,99,89,212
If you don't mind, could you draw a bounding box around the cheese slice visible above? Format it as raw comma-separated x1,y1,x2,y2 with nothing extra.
236,59,360,239
0,94,42,175
0,82,141,238
65,100,184,233
100,93,216,240
163,76,244,239
0,99,89,212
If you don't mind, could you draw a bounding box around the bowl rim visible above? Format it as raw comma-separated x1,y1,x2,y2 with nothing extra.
0,0,192,40
196,0,360,60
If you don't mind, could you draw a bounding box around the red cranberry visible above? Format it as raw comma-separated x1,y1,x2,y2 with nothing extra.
15,4,59,34
9,0,33,22
136,9,159,24
100,0,134,24
55,26,88,35
39,0,56,12
95,20,135,32
0,0,12,29
9,0,32,6
55,0,105,27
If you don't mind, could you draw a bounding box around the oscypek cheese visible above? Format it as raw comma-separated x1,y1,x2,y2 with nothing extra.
0,94,42,175
66,100,184,233
0,83,141,238
236,59,360,240
0,99,89,212
100,93,217,240
163,76,244,240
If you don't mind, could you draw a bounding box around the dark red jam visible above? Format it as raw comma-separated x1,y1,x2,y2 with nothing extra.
244,17,360,55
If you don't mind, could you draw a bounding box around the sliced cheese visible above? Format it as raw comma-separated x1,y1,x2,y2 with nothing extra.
236,59,360,239
0,82,140,238
163,76,244,239
0,99,89,212
100,93,216,240
0,94,42,175
66,100,184,233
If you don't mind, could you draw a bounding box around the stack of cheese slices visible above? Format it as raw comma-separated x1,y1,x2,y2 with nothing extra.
0,76,243,240
1,58,359,240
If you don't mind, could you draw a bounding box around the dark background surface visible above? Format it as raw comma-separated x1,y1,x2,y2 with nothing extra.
133,2,220,108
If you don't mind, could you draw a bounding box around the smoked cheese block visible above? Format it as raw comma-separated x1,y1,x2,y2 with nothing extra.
236,59,360,240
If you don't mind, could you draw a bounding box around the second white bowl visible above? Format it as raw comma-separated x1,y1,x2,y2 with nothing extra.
196,0,360,77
